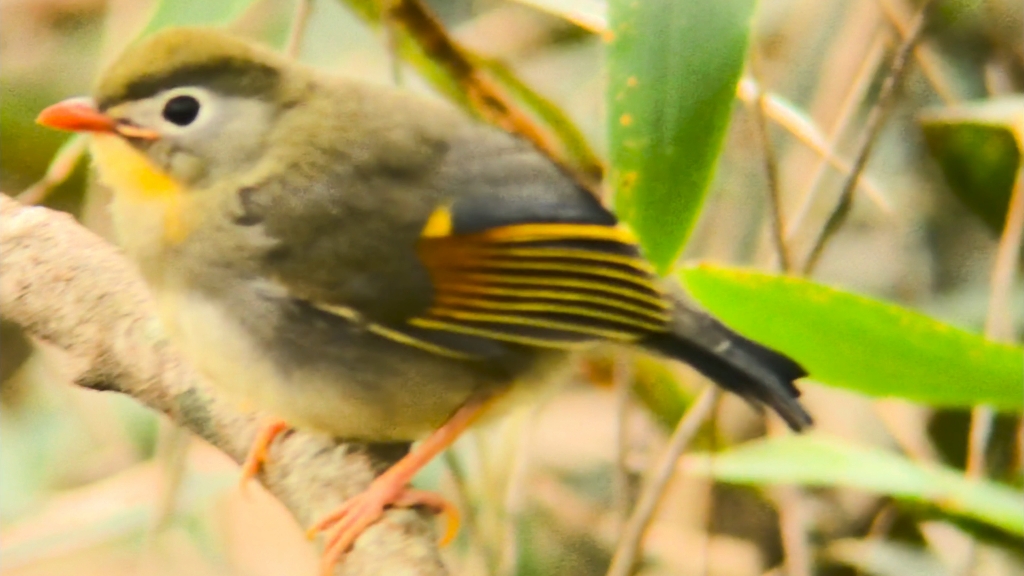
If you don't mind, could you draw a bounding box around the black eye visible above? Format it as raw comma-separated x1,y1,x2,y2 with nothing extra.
162,95,200,126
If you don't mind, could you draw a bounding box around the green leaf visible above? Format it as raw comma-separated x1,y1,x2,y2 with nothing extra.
825,539,950,576
142,0,257,35
683,436,1024,535
680,264,1024,410
608,0,755,273
920,97,1024,233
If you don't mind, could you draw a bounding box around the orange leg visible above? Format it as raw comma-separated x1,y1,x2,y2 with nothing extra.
307,398,489,575
239,419,290,491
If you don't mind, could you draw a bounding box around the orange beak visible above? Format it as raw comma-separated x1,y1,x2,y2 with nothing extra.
36,97,159,139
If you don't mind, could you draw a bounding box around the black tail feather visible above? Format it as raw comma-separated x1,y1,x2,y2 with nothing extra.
642,321,812,431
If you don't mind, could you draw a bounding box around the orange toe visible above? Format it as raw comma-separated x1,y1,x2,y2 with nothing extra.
309,483,458,575
239,419,289,492
393,488,460,546
308,398,485,573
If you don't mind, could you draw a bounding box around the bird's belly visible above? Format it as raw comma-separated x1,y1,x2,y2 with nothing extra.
157,290,481,441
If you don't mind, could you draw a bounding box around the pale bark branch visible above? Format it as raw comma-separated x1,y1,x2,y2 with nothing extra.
0,193,447,576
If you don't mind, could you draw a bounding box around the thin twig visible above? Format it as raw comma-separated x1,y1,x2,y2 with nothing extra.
872,401,939,462
151,422,191,530
775,485,812,576
471,430,504,575
138,421,191,570
984,163,1024,342
966,166,1024,479
16,136,88,205
612,352,634,535
852,501,898,576
875,0,958,104
802,1,933,273
765,414,812,576
785,33,888,241
605,387,719,576
736,78,891,215
285,0,314,57
698,396,722,576
384,18,405,84
749,55,811,573
966,408,996,479
385,0,600,191
959,164,1024,576
1016,417,1024,478
866,500,898,539
497,410,535,576
442,449,485,568
750,80,792,271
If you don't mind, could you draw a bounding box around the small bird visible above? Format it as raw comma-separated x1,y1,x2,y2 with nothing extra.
38,27,811,573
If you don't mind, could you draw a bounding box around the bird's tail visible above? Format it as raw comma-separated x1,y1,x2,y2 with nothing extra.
642,296,812,431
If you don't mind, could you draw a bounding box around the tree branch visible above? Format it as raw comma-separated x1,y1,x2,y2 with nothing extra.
0,193,448,576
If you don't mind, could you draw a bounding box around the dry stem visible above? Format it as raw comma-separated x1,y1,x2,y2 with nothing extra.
605,386,719,576
802,1,932,273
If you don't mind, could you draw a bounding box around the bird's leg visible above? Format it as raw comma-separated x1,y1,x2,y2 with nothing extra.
239,418,290,491
307,397,490,575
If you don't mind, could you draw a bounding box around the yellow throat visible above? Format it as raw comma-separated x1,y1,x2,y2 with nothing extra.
89,134,194,246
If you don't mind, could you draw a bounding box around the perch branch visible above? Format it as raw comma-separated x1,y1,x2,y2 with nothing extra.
0,193,447,576
748,77,792,272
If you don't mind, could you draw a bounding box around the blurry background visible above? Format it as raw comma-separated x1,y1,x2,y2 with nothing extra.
1,1,1022,575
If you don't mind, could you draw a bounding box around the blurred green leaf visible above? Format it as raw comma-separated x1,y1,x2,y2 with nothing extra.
142,0,257,35
920,96,1024,233
826,538,950,576
681,265,1024,410
683,435,1024,535
0,86,74,189
608,0,755,273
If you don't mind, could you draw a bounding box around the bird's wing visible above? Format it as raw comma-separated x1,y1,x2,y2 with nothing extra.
401,206,672,355
300,200,673,362
265,124,672,361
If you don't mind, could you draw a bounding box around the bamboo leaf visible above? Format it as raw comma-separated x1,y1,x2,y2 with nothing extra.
608,0,755,273
681,264,1024,410
684,436,1024,535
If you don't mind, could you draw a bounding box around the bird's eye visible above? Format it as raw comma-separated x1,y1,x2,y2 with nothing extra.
162,95,200,126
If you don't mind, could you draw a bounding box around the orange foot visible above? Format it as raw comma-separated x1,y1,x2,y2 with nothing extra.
303,397,488,575
239,419,290,492
307,482,459,576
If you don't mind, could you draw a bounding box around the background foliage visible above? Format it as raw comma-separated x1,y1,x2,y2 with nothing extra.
1,1,1021,575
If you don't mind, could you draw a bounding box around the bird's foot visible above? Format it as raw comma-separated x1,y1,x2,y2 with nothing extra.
238,419,290,492
307,481,458,575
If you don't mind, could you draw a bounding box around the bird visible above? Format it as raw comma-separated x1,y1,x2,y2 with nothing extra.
37,27,811,574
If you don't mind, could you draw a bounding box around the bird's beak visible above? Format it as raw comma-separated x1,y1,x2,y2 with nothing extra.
36,97,160,140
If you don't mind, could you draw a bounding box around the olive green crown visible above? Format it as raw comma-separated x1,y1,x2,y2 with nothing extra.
94,27,290,110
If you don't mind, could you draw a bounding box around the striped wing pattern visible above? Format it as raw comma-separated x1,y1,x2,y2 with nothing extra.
407,221,671,354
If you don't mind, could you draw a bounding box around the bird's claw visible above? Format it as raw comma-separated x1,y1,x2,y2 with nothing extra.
308,484,458,576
